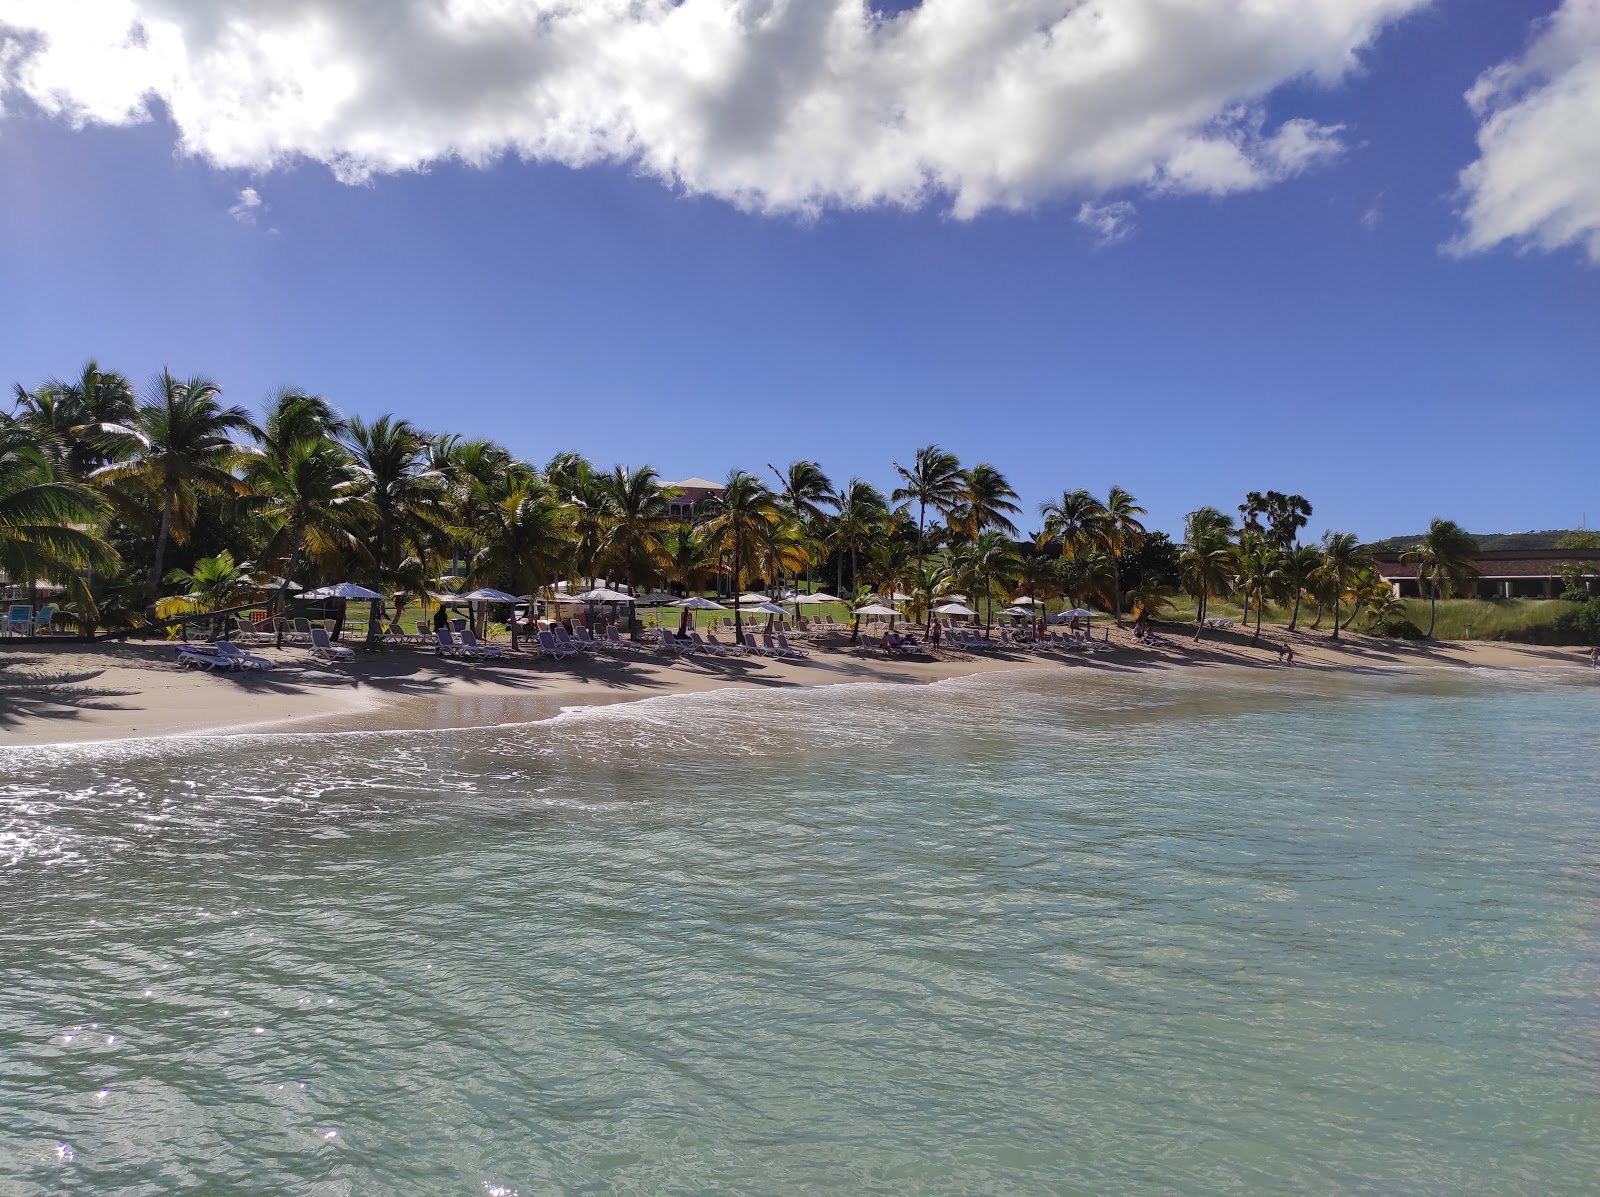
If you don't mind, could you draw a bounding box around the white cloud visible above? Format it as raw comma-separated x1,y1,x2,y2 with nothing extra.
228,185,262,223
0,0,1425,218
1076,199,1136,245
1452,0,1600,265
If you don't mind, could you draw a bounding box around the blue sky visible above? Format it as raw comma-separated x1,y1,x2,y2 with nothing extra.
1,0,1596,541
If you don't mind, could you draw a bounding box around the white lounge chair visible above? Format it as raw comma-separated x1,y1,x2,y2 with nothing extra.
458,627,503,657
213,641,273,670
536,630,579,660
310,628,354,664
706,631,747,655
175,643,234,671
775,633,809,659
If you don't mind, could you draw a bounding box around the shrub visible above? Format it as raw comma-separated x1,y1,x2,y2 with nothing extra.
1369,617,1425,640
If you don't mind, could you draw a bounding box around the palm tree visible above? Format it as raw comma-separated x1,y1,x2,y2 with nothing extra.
768,460,835,594
1016,551,1063,624
891,444,964,597
830,478,887,598
157,550,256,622
466,479,570,649
1098,485,1146,624
698,470,780,635
1181,507,1237,639
1059,549,1115,614
1314,532,1363,641
1038,488,1105,559
11,360,137,479
952,463,1021,542
91,371,256,598
0,417,119,618
343,415,443,592
1279,543,1323,633
596,464,671,600
1235,536,1284,642
952,530,1022,637
248,436,363,644
1401,519,1479,638
661,522,712,597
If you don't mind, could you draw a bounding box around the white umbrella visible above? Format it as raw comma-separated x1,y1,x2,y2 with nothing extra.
851,603,902,617
459,587,520,603
745,601,789,616
1001,606,1032,618
261,577,302,592
302,582,384,601
1009,596,1039,606
637,590,677,605
671,597,727,610
573,587,635,603
736,593,774,606
933,602,977,616
1062,607,1096,618
890,591,914,602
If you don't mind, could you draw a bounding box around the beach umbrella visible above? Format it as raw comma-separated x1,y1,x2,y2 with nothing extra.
1001,606,1032,618
637,590,676,605
934,602,977,617
851,603,901,617
302,582,383,600
1062,607,1096,619
301,582,385,648
459,587,520,603
1009,596,1039,606
671,595,727,633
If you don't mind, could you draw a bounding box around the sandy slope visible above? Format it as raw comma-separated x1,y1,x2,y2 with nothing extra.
0,625,1592,747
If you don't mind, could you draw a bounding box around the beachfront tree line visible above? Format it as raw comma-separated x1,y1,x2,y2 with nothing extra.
4,363,1483,641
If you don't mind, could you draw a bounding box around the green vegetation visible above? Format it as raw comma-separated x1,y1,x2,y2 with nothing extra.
4,359,1589,648
1363,529,1593,553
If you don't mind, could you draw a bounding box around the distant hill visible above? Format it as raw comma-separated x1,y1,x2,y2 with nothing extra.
1363,530,1595,554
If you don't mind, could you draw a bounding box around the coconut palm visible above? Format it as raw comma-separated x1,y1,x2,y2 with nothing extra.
1313,531,1363,640
1059,548,1115,613
1181,507,1237,639
952,463,1021,542
768,460,835,593
660,522,712,597
0,418,118,616
830,478,888,598
697,470,781,634
1235,536,1284,642
1401,519,1479,638
343,415,443,591
596,464,671,598
951,530,1022,636
1279,543,1323,633
157,550,256,621
248,436,363,644
466,478,571,648
91,371,256,598
1098,485,1146,624
891,444,964,591
1038,488,1105,559
11,361,137,479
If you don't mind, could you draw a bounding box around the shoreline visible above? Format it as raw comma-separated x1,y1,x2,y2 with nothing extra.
2,628,1593,749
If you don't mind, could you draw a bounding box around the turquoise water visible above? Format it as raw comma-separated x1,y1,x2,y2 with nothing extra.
2,667,1598,1194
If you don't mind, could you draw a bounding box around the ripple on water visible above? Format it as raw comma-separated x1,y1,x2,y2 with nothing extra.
2,669,1599,1193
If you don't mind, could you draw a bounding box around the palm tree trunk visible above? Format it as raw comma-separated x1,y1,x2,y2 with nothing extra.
732,529,742,636
1427,586,1437,638
274,536,305,649
1111,559,1122,625
148,491,175,599
1254,594,1263,642
1331,590,1341,640
1289,588,1302,632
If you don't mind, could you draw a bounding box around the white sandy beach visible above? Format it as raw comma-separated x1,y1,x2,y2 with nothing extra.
1,625,1590,747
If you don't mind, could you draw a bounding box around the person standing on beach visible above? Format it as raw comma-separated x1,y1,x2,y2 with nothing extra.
1285,644,1295,665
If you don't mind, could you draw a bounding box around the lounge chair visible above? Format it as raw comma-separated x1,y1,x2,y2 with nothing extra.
706,631,747,655
554,626,592,655
310,628,354,664
737,629,777,657
5,604,33,637
657,628,694,656
775,633,809,658
212,641,273,670
435,628,480,659
233,616,275,645
457,627,503,657
536,630,579,660
604,626,644,652
384,621,429,647
175,643,234,671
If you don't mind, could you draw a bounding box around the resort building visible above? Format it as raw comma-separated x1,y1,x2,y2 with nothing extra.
1373,549,1600,599
663,476,725,520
